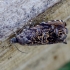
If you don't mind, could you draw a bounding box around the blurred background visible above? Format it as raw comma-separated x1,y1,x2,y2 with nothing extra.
0,0,70,70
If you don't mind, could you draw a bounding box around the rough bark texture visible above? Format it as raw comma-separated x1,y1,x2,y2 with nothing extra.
0,0,60,41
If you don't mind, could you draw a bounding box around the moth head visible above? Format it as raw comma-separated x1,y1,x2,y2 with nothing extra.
10,37,18,43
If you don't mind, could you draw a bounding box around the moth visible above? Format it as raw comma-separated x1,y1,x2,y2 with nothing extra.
10,20,68,45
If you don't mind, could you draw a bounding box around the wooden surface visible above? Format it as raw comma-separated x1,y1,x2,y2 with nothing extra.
0,0,70,70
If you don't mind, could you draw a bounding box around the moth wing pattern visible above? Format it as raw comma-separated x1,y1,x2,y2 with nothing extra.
10,20,68,45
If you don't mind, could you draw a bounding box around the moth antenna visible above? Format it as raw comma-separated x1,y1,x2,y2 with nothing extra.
10,42,27,53
14,44,27,53
10,30,28,53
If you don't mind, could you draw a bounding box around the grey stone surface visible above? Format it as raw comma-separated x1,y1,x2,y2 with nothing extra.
0,0,60,41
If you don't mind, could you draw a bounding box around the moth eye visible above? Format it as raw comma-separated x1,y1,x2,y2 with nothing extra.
10,37,18,43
